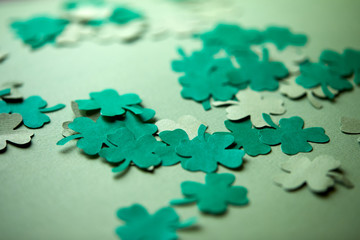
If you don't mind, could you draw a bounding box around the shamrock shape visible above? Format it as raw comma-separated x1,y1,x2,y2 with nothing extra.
213,89,285,128
63,0,110,23
96,20,147,43
119,111,158,139
263,26,307,50
0,113,34,151
56,23,95,46
296,62,353,99
156,115,208,140
100,128,164,173
75,89,147,117
228,48,289,91
280,76,338,109
320,48,360,85
0,96,65,128
224,119,271,156
11,16,69,49
176,124,244,173
170,173,248,214
109,7,143,25
116,204,196,240
273,155,353,193
259,114,330,155
340,117,360,142
57,116,123,155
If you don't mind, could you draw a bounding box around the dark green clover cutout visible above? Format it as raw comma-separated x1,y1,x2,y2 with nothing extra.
176,124,244,173
224,119,271,157
109,7,143,25
228,48,288,91
259,114,330,155
170,173,248,215
11,16,69,49
75,89,146,117
320,48,360,85
116,204,196,240
296,62,353,99
118,112,157,139
57,116,123,155
0,96,65,128
172,48,238,110
263,26,307,50
100,128,164,173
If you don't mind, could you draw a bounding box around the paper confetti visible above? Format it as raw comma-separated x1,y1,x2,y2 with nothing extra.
273,155,353,193
0,89,10,98
63,0,110,23
213,89,285,128
170,173,248,214
116,204,196,240
0,82,24,101
56,23,95,46
0,113,34,151
109,6,143,25
176,124,244,173
340,117,360,142
263,26,307,50
259,114,329,155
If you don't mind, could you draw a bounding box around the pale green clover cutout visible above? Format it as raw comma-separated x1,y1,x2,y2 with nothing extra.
259,114,329,155
274,155,353,193
116,204,196,240
176,124,244,173
170,173,248,215
0,113,34,151
340,117,360,143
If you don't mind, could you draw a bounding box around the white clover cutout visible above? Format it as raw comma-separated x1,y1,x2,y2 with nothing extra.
56,23,96,46
340,117,360,142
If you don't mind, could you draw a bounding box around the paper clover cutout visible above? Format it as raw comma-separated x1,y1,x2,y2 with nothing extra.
63,0,110,23
296,62,353,99
213,89,285,128
176,124,244,173
224,119,271,156
320,48,360,85
96,20,147,43
259,114,329,155
0,88,10,98
263,26,307,50
273,155,353,193
109,6,143,25
100,128,164,173
228,48,289,91
0,96,65,128
116,204,196,240
1,82,24,101
170,173,248,214
11,16,69,49
340,117,360,142
172,48,237,110
0,113,34,151
156,115,208,140
56,23,95,46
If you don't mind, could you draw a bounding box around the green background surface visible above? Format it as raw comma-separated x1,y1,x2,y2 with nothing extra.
0,0,360,239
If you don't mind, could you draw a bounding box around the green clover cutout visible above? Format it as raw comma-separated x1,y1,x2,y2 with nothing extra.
75,89,149,117
100,128,164,173
116,204,196,240
228,48,288,91
0,96,65,128
170,173,248,215
119,111,158,139
63,0,106,10
296,62,353,99
259,114,330,155
263,26,307,50
0,88,11,98
224,119,271,156
11,16,69,49
57,116,123,155
176,124,244,173
109,7,143,25
320,48,360,85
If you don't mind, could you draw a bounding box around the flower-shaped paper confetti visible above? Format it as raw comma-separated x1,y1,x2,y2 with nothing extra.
11,16,69,49
262,26,307,50
170,173,248,215
259,114,329,155
116,204,196,240
100,128,164,173
0,113,34,151
224,119,271,156
212,89,286,128
340,117,360,143
109,6,143,25
176,124,244,173
296,62,353,99
273,155,353,193
0,96,65,128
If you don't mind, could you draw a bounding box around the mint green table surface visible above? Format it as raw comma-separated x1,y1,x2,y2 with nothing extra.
0,0,359,239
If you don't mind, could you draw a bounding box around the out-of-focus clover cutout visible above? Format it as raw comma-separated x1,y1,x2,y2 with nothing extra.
340,117,360,143
0,82,24,101
263,26,307,50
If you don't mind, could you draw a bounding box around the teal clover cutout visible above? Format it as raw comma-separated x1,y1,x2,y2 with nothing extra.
170,173,248,215
0,96,65,128
259,114,330,155
11,16,69,49
63,0,106,10
109,7,143,25
263,26,307,50
176,124,244,173
116,204,196,240
0,88,10,98
224,119,271,156
296,62,353,99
